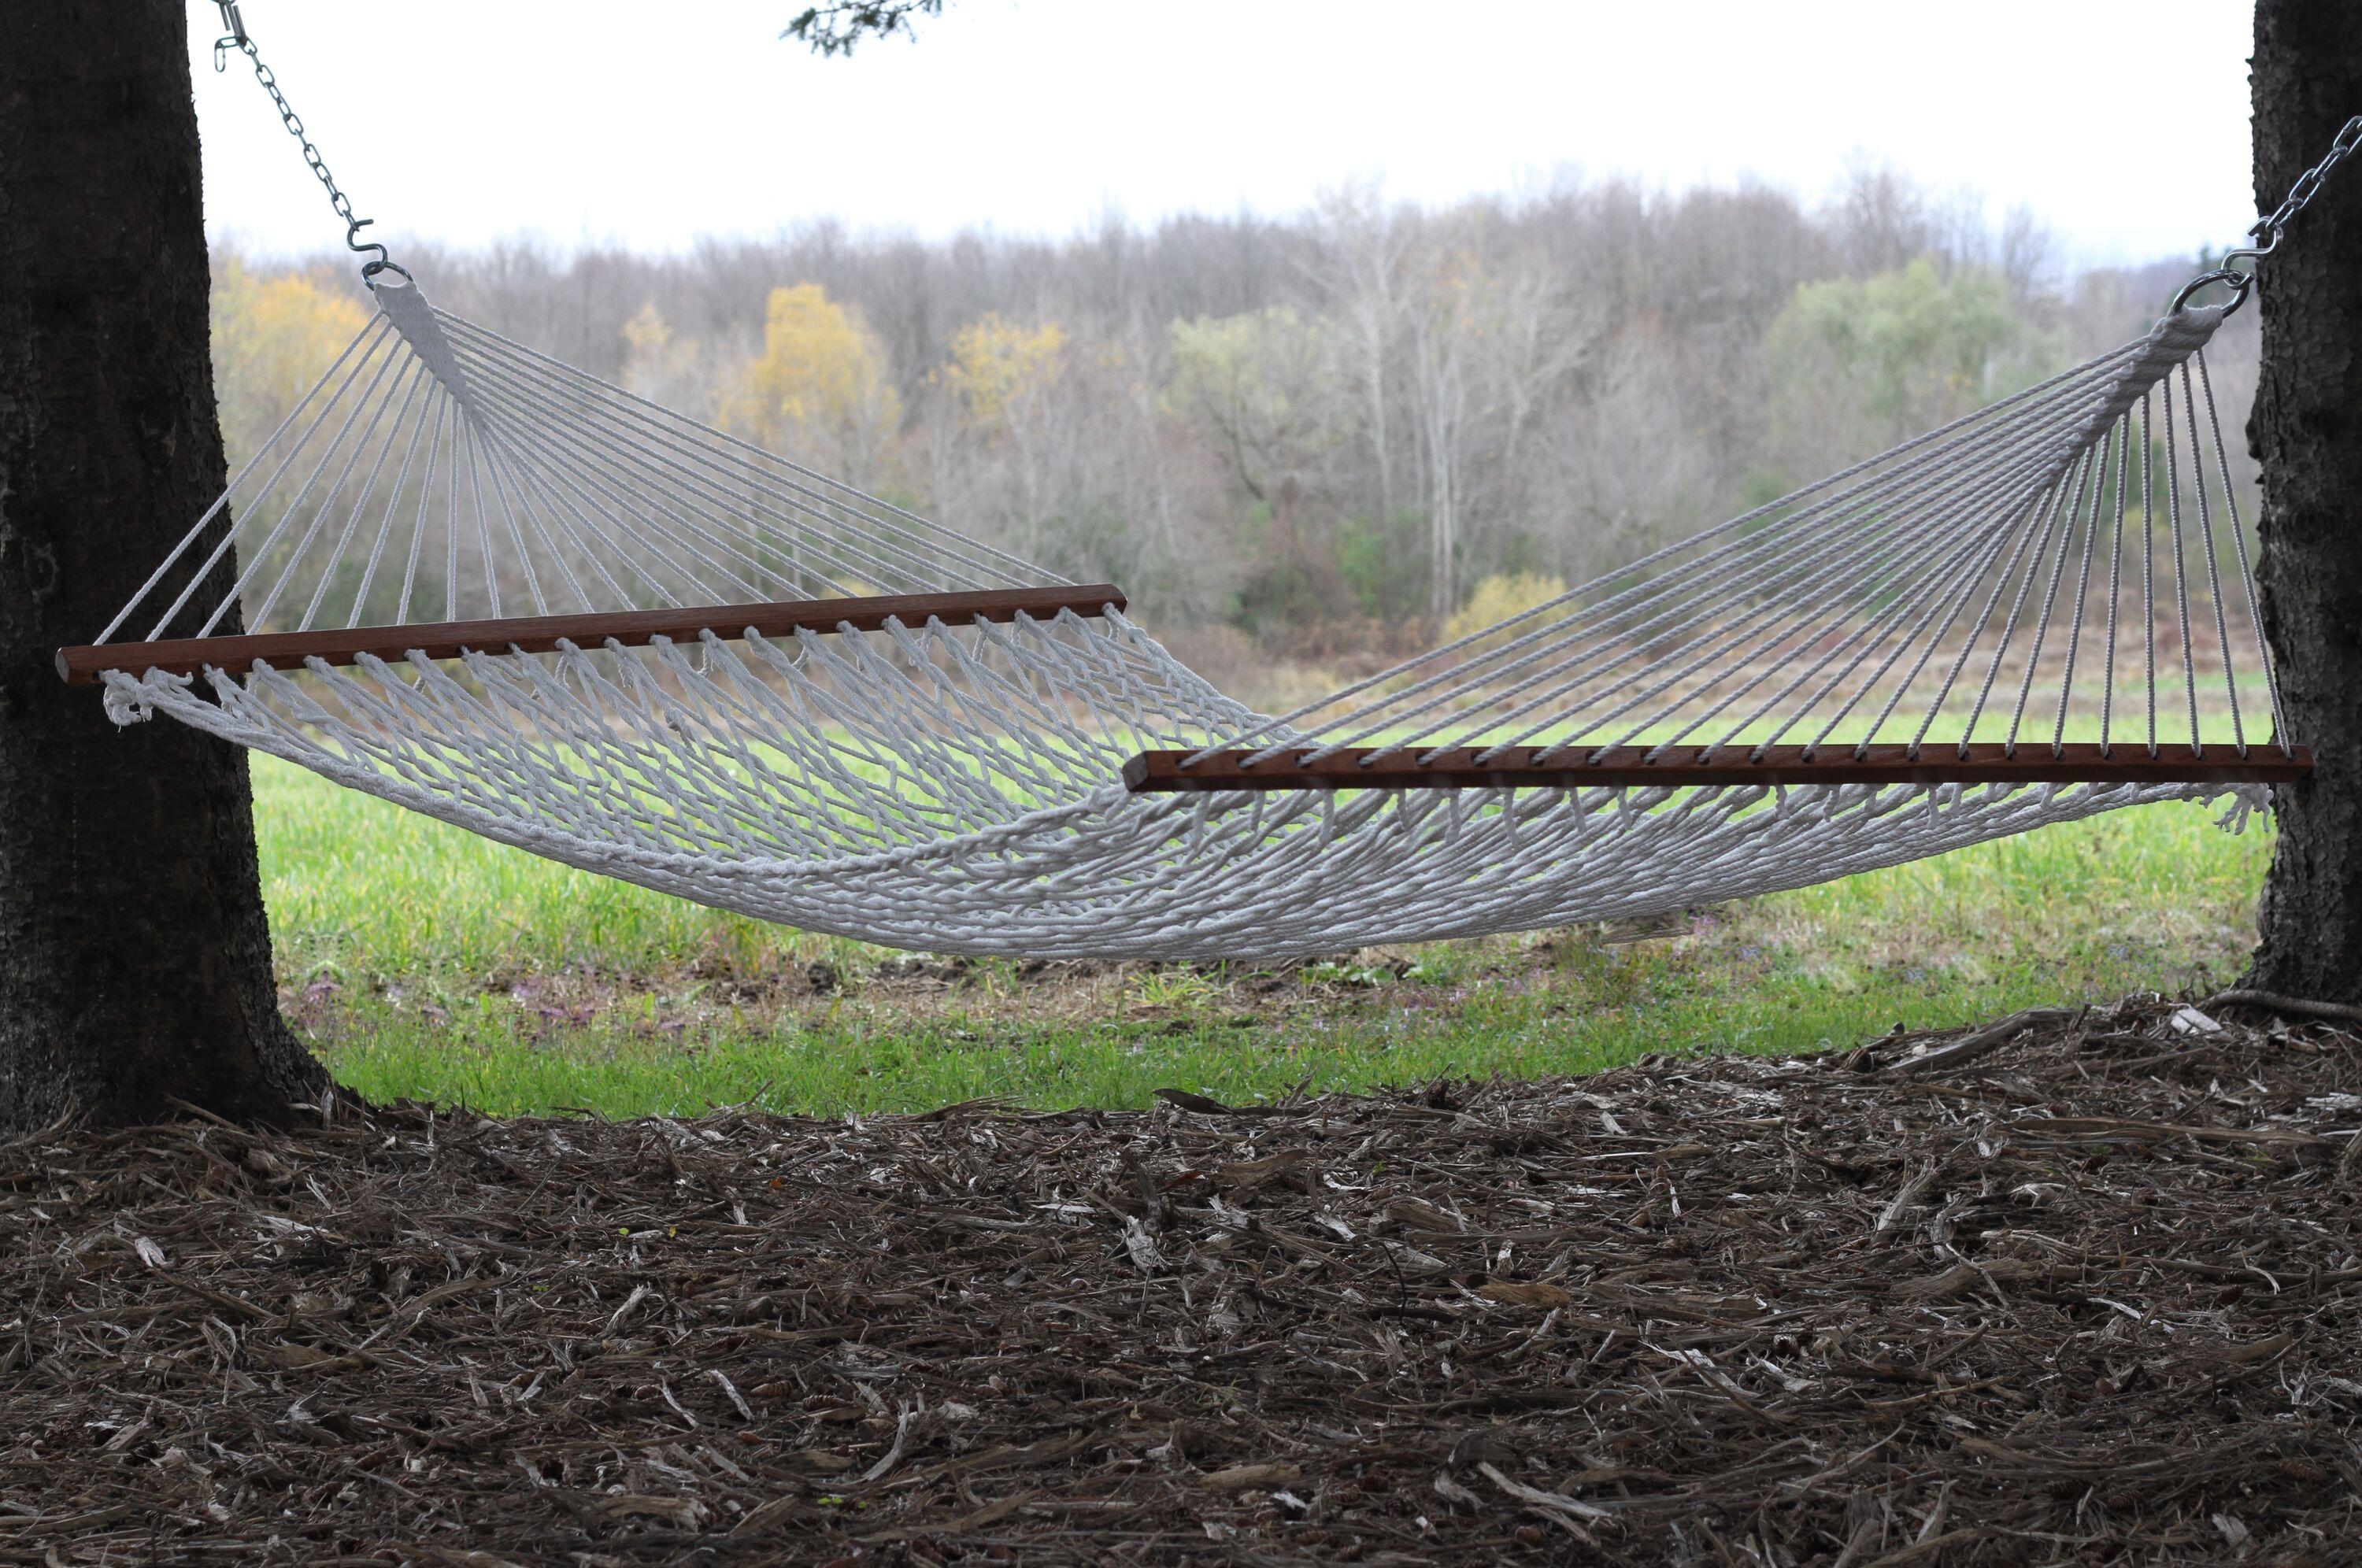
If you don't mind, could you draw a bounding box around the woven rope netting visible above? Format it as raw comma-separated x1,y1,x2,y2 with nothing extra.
83,279,2284,959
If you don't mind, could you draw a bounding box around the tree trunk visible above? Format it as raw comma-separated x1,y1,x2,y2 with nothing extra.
2247,2,2362,1000
0,0,324,1125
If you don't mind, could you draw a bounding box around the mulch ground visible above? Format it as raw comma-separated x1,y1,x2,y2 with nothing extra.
5,997,2361,1565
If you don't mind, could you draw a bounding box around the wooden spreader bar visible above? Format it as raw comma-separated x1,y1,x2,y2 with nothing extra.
1124,741,2312,793
57,584,1126,686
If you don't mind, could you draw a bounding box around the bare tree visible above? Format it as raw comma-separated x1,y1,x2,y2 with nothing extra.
1535,325,1712,579
1395,209,1600,621
1304,185,1409,526
1829,157,1933,276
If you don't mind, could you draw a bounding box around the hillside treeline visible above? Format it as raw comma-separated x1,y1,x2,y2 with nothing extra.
212,167,2255,692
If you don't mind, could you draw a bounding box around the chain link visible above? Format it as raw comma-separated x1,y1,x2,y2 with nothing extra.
213,3,398,281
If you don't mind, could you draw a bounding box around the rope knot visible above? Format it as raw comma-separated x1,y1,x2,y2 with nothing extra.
101,669,191,727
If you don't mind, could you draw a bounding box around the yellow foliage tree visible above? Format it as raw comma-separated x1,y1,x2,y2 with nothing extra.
620,301,707,410
1445,570,1569,652
938,312,1066,432
623,300,672,367
1164,307,1331,501
209,255,370,466
724,283,901,479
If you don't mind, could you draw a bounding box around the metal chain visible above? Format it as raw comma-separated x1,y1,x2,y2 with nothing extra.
2237,113,2362,261
212,2,401,282
2175,113,2362,316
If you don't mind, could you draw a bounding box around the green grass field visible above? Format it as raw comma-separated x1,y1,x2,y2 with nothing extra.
254,756,2272,1118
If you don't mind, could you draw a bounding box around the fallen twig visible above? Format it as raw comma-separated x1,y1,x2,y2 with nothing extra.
2202,989,2362,1027
1877,1007,2076,1076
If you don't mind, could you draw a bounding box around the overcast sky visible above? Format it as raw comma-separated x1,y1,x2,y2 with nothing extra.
190,1,2256,273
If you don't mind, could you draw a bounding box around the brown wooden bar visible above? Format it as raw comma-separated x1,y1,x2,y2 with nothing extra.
1124,741,2312,793
57,584,1127,685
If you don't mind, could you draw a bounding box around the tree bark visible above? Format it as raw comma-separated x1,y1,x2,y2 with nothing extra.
0,1,324,1124
2247,2,2362,1000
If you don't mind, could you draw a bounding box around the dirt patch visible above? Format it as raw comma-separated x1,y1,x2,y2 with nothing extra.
3,997,2358,1562
287,926,1709,1042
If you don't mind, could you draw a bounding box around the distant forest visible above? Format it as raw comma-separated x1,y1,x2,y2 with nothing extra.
211,165,2255,701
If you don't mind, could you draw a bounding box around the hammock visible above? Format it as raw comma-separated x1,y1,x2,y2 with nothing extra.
60,275,2301,960
65,12,2335,960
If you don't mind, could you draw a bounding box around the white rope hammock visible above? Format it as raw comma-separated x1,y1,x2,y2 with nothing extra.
59,273,2301,960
